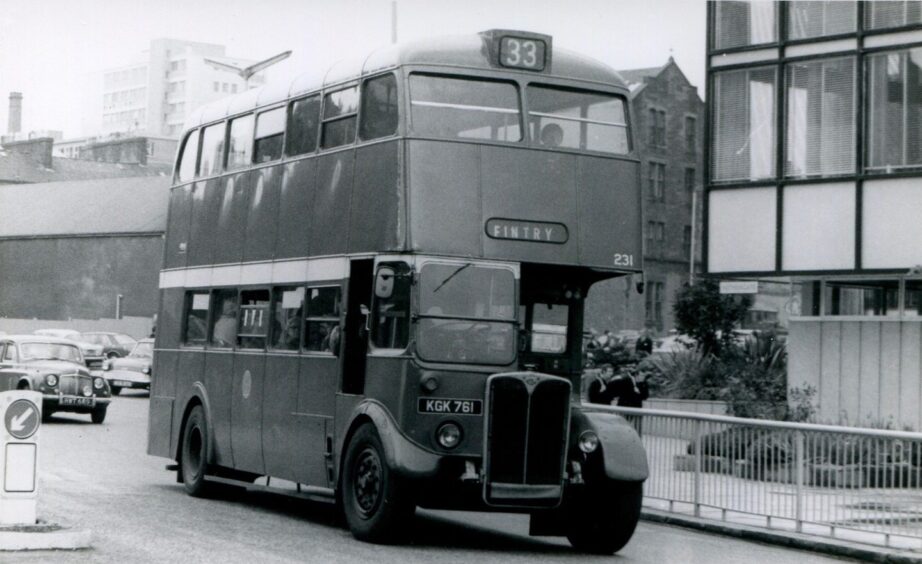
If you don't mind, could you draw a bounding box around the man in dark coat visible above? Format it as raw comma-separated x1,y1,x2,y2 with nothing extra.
587,365,649,407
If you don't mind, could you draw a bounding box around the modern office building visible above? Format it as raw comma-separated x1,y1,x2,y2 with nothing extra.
100,38,266,138
585,58,704,335
705,1,922,427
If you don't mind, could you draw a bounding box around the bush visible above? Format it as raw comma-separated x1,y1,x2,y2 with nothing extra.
673,279,752,358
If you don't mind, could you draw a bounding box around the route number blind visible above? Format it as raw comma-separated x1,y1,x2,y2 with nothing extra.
499,37,546,71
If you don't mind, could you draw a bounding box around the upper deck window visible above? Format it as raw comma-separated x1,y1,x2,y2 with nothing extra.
176,129,199,183
254,107,285,163
527,85,630,154
198,122,226,177
227,114,254,170
321,86,359,149
360,74,398,141
287,95,321,156
409,74,521,142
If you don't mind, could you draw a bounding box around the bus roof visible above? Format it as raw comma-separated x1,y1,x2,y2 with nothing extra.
186,30,629,130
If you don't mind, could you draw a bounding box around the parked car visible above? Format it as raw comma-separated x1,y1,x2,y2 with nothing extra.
102,338,153,395
32,329,106,369
0,335,112,423
80,331,137,359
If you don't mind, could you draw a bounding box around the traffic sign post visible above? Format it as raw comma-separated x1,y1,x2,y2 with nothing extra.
0,391,41,525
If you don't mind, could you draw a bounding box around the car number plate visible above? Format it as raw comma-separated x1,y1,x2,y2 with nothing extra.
113,380,133,387
60,397,95,407
417,398,482,415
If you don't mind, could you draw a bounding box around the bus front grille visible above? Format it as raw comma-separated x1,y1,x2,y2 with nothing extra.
483,372,570,507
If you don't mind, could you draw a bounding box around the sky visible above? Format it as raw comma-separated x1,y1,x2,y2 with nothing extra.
0,0,706,138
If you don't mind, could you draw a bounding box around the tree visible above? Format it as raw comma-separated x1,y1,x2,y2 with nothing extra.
672,279,752,358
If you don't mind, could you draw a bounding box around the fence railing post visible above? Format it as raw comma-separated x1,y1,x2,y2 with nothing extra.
795,430,804,533
694,419,703,518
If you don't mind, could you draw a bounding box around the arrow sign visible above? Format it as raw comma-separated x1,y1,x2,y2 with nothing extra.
10,408,33,432
5,399,39,440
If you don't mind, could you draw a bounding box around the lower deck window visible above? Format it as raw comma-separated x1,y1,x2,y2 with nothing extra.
305,286,341,352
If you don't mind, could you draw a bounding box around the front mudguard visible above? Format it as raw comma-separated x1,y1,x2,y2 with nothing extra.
571,407,649,482
342,400,440,480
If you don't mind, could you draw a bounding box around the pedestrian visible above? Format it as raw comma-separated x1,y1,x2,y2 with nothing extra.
586,365,649,435
587,364,615,405
635,328,654,357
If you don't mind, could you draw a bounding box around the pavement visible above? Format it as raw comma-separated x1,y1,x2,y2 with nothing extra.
0,521,91,551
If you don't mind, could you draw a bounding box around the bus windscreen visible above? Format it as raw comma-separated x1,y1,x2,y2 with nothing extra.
527,85,629,154
409,74,522,142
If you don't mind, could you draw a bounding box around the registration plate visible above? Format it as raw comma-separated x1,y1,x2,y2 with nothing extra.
418,398,482,415
113,380,133,387
60,397,95,407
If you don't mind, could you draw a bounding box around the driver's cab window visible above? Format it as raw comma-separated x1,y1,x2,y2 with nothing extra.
524,302,569,354
371,262,411,350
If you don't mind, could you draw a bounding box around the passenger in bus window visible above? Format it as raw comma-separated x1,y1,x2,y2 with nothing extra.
211,298,238,347
540,123,564,147
274,308,302,350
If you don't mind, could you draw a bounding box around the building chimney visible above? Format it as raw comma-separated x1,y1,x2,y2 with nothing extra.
8,92,22,135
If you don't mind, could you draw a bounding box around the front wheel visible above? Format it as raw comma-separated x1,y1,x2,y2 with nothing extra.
341,424,415,543
90,405,107,424
565,480,643,554
180,405,213,497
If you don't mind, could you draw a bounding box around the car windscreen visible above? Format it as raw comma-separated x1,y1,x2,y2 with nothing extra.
409,74,522,142
527,85,629,154
416,263,516,365
20,342,82,363
130,342,153,357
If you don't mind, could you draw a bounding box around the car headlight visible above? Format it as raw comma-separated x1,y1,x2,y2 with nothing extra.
45,374,58,387
578,430,599,454
142,367,151,374
103,361,111,371
436,422,462,449
93,377,105,390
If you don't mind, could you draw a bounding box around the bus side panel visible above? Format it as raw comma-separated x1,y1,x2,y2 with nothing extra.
212,173,250,266
297,356,338,416
311,152,354,256
171,351,205,457
204,352,235,467
350,140,403,252
364,356,409,425
147,349,178,458
158,288,184,350
262,354,301,480
187,178,221,267
577,157,642,268
276,159,317,260
407,141,482,254
480,147,579,264
163,185,194,270
244,166,282,263
231,353,266,475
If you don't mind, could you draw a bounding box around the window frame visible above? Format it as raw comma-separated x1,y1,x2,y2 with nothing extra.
208,288,240,349
181,290,212,347
253,105,287,164
175,128,201,183
359,72,400,142
197,120,228,178
320,84,360,150
236,287,272,350
225,113,255,171
303,284,342,354
285,94,322,157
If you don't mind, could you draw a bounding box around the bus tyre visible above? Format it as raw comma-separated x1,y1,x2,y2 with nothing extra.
180,405,213,497
565,480,642,554
90,405,107,424
342,424,415,543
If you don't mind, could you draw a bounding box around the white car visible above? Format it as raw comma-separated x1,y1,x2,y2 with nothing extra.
102,338,153,395
33,329,106,368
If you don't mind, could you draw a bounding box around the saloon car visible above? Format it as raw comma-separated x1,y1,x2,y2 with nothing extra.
80,331,137,359
102,338,152,395
33,329,106,368
0,335,112,423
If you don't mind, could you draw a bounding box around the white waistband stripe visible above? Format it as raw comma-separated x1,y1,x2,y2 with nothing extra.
159,258,348,289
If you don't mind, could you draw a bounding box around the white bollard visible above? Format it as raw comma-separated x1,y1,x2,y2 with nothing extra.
0,390,41,526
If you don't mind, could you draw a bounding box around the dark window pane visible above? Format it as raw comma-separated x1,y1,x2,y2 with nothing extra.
237,289,270,349
321,117,356,149
254,107,285,163
372,264,412,350
323,86,359,119
209,289,238,347
866,1,922,30
823,280,900,316
286,96,320,156
788,1,856,39
360,74,399,140
177,129,199,182
867,49,922,172
305,286,341,352
527,85,628,154
271,286,303,350
183,291,209,345
714,1,777,49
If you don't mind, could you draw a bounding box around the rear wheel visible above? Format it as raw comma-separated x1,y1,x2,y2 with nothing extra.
90,405,107,424
341,424,415,543
565,480,643,554
180,405,213,497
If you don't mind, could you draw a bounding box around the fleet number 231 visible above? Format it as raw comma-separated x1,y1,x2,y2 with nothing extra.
613,253,635,267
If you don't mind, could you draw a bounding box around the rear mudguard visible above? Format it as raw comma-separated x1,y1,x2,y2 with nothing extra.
571,407,649,482
342,400,440,479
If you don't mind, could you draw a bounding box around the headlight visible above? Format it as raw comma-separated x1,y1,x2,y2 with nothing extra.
103,361,111,371
436,422,462,449
578,430,599,454
93,377,104,390
82,384,92,396
142,367,151,375
45,374,58,387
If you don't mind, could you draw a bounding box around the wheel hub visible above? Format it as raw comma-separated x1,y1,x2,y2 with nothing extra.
353,447,383,516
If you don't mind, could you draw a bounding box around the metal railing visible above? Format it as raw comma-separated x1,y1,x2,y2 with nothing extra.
592,405,922,551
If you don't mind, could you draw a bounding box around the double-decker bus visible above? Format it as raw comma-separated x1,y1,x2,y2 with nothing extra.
148,29,646,554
